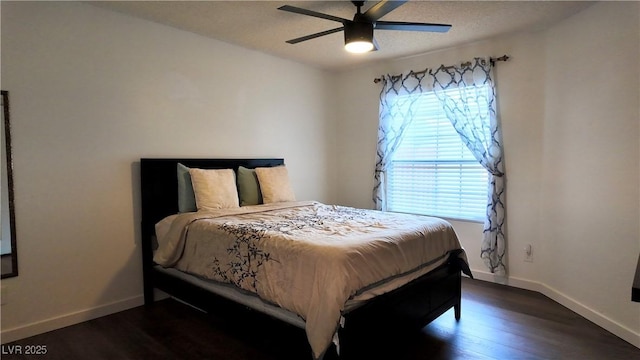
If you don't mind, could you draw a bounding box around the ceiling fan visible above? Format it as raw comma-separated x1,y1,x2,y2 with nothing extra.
278,0,452,53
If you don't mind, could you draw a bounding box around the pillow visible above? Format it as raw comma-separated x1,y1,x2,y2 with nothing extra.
188,168,240,210
237,166,263,206
255,165,296,204
177,163,197,212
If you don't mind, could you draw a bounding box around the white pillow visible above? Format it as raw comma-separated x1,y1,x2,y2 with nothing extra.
188,168,239,210
255,166,296,204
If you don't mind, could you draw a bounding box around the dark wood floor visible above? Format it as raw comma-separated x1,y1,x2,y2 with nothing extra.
3,278,639,359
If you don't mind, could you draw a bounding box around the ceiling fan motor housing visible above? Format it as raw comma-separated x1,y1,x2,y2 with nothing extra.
344,21,374,44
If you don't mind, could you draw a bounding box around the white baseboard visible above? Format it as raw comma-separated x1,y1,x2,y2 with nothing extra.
470,269,640,349
0,295,144,344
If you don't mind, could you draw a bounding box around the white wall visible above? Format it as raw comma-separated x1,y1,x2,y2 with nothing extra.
540,1,639,343
0,1,336,341
332,1,639,347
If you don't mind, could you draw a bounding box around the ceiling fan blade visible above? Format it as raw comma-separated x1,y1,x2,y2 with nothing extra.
375,21,452,33
363,0,408,22
278,5,348,24
285,27,345,44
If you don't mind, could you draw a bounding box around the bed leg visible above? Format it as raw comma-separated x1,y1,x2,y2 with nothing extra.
144,289,153,306
454,277,462,321
454,270,461,321
143,279,154,306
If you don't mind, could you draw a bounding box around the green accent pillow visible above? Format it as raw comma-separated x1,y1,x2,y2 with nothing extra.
237,166,263,206
177,163,197,212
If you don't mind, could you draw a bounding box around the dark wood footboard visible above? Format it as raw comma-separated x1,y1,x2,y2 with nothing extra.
339,256,462,358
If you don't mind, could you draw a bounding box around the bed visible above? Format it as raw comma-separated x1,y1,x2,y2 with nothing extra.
140,158,472,359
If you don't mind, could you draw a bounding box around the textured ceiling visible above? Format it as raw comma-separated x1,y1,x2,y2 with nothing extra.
92,1,594,71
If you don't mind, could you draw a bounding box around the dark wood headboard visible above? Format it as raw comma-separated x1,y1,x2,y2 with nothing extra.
140,158,284,238
139,158,284,291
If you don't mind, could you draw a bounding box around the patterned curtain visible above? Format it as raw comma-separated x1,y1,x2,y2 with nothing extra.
431,58,506,275
373,71,431,210
374,57,507,275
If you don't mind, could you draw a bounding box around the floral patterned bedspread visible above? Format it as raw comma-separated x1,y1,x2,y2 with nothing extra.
154,201,467,359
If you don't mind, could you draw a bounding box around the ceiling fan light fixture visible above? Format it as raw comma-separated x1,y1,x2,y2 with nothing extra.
345,40,374,53
344,22,374,54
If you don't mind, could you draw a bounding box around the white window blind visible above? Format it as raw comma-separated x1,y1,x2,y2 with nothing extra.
387,89,488,222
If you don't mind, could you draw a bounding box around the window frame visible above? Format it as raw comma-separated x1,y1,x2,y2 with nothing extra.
385,89,488,223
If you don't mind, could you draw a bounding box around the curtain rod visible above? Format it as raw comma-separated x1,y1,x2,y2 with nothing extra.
373,55,510,84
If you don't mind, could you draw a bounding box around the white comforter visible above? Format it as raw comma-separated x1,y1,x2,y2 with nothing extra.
155,201,467,359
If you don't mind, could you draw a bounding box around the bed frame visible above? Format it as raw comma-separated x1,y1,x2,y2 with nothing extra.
140,158,467,358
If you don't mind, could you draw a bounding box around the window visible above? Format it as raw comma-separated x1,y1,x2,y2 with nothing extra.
387,89,488,222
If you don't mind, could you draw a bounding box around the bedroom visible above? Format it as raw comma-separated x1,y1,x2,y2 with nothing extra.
0,0,638,357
